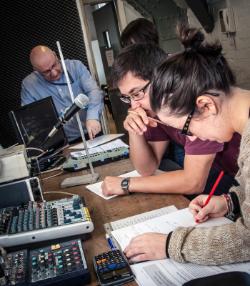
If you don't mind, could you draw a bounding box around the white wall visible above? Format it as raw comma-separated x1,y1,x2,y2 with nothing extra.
188,0,250,88
116,0,144,31
123,1,143,25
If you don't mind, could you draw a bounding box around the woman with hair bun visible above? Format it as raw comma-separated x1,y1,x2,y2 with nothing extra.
124,25,250,265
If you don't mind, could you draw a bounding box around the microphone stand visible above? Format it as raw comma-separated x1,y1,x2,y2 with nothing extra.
56,41,99,187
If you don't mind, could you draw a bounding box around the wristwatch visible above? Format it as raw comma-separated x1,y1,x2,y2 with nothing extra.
121,178,131,195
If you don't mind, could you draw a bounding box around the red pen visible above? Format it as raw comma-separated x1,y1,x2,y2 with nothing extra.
196,170,224,223
203,170,224,207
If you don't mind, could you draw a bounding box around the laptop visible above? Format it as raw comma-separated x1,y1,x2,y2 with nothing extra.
9,97,68,170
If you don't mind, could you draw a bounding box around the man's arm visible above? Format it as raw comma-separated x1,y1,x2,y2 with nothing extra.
77,61,104,120
102,153,215,196
21,80,36,106
129,132,169,176
129,153,215,194
123,107,169,176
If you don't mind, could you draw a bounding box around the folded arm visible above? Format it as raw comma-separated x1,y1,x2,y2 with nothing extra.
102,152,215,196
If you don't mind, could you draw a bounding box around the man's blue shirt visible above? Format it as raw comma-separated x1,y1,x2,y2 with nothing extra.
21,59,104,142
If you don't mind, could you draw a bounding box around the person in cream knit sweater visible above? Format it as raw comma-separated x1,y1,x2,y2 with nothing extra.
123,25,250,265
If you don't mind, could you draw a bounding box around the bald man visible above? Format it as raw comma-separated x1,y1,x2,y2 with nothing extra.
21,45,104,142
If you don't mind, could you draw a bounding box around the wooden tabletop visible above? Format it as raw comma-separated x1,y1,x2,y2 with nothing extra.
41,159,189,285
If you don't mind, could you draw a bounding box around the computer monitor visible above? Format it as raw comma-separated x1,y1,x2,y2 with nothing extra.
9,97,68,156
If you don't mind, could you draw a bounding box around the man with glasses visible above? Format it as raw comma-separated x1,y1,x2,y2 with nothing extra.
21,45,104,142
101,43,240,198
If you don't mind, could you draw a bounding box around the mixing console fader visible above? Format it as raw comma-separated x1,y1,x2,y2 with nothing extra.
0,239,90,285
0,196,94,247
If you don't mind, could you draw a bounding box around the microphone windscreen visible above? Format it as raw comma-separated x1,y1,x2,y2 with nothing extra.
74,94,89,108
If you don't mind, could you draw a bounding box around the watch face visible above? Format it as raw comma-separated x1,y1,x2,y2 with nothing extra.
121,178,130,195
121,178,129,189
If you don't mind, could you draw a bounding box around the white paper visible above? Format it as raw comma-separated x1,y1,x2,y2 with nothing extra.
111,208,250,286
110,205,178,230
86,170,141,200
69,134,124,150
111,208,232,250
70,139,128,159
132,259,250,286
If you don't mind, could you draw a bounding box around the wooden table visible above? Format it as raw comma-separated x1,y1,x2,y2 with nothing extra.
41,159,189,285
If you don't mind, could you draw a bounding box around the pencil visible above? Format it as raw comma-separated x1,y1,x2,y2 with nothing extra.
203,170,224,207
128,110,169,127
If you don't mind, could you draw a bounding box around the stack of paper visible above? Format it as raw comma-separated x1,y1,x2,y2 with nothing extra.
111,208,232,251
110,208,250,286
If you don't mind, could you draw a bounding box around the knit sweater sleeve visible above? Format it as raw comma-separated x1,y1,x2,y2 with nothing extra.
168,219,250,265
168,120,250,265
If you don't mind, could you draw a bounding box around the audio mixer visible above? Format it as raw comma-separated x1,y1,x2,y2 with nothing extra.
0,239,90,285
0,196,94,247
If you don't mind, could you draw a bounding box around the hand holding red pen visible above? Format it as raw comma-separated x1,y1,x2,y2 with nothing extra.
189,195,228,223
189,171,228,223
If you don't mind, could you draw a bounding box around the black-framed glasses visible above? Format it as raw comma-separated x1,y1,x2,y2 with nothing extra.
181,109,195,136
205,91,220,97
180,92,219,136
119,81,151,104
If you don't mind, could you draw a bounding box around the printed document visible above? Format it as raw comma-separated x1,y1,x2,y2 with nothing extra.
104,205,178,235
111,208,250,285
111,208,232,250
132,259,250,286
110,205,178,230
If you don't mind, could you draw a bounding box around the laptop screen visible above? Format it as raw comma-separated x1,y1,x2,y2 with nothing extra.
9,97,67,155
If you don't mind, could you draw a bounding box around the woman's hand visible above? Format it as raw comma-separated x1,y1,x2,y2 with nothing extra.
189,195,228,223
124,233,167,263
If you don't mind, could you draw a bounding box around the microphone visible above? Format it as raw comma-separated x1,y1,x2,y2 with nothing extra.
48,93,89,139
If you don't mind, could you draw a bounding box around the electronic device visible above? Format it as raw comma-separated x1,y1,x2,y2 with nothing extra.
0,177,43,209
9,97,68,158
30,154,66,176
0,239,90,285
64,146,129,171
0,195,93,247
93,249,134,286
0,145,30,184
